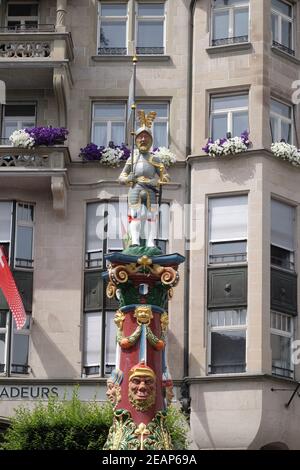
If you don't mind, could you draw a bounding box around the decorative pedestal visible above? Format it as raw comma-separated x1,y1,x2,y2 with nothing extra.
103,250,185,450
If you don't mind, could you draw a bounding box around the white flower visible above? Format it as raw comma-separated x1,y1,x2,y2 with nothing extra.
9,129,35,148
206,136,248,158
100,147,124,167
153,147,177,168
271,142,300,166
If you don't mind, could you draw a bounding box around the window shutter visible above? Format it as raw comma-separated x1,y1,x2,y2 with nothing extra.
84,312,101,366
105,311,116,367
0,202,12,242
271,199,295,251
209,195,248,241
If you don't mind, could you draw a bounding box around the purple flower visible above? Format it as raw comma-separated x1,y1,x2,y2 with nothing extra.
25,126,68,146
80,143,103,161
202,131,251,154
202,138,213,154
119,143,131,160
241,130,251,147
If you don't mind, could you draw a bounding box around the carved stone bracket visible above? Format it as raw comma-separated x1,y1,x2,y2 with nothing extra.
51,175,67,216
53,69,68,128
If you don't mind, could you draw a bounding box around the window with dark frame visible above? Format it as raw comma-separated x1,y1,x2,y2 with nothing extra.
271,199,295,271
208,308,247,374
271,0,295,56
6,2,39,31
211,0,249,47
0,201,34,375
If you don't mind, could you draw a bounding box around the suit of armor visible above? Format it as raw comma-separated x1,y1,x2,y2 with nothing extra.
119,126,168,247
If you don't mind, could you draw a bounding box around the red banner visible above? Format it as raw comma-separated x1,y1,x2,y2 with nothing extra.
0,246,26,330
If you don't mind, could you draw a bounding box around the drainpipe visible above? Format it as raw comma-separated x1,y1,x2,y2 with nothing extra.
181,0,197,415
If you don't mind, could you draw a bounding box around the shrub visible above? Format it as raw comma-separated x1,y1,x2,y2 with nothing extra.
1,389,113,450
1,390,189,450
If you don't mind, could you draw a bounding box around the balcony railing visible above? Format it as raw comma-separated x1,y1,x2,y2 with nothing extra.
0,29,74,61
0,145,69,169
136,47,164,55
272,40,295,57
211,35,248,47
0,24,55,33
209,363,246,374
98,47,127,55
272,365,294,379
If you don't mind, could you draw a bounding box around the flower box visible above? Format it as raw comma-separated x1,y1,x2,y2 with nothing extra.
203,131,251,158
271,142,300,166
9,127,68,148
79,142,176,168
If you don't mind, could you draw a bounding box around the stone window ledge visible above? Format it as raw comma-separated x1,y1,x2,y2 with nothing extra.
206,42,252,55
271,46,300,65
91,55,171,63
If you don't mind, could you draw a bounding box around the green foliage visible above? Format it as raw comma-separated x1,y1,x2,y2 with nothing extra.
165,406,190,450
1,390,189,450
122,245,162,256
1,389,113,450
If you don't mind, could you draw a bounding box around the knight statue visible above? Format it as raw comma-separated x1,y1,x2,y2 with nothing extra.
119,110,169,248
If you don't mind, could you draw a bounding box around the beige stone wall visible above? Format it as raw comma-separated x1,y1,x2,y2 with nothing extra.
190,376,300,449
189,152,300,379
67,0,189,161
192,0,300,154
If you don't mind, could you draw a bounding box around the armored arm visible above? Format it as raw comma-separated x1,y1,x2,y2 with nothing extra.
119,159,134,185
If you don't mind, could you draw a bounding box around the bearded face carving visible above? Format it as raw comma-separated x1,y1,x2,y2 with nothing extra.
128,362,156,412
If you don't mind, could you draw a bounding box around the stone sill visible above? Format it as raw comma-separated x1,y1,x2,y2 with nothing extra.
91,54,171,63
187,148,278,162
186,373,298,386
206,42,252,55
271,45,300,65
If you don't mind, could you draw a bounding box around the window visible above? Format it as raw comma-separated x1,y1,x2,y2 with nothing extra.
98,2,128,55
271,311,293,378
270,99,293,144
84,201,127,376
210,94,248,140
208,195,248,264
6,2,39,31
0,201,34,269
1,103,36,144
271,0,294,56
15,203,34,269
136,102,169,148
208,308,247,374
0,202,33,375
271,199,295,271
85,201,128,269
136,3,165,55
83,311,116,376
92,102,126,147
211,0,249,47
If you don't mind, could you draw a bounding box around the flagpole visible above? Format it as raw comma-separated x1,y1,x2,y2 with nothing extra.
130,54,137,175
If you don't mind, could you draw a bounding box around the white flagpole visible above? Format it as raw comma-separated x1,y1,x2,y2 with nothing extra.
130,54,137,174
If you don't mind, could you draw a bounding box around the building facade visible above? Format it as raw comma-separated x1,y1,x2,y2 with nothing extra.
0,0,300,450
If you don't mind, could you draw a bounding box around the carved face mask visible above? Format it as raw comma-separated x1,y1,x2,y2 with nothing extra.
128,375,156,411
